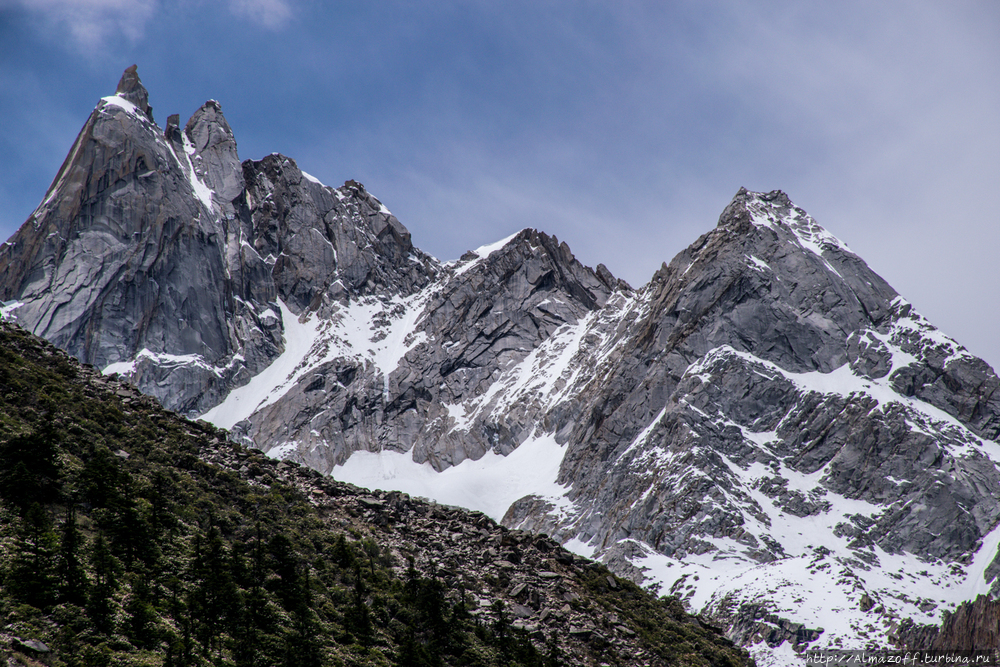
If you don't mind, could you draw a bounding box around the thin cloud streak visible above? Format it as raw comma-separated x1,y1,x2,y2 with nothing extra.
228,0,292,29
8,0,158,51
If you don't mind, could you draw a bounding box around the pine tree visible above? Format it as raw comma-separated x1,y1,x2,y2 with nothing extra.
267,533,299,611
331,532,354,569
492,600,511,663
80,444,127,511
345,563,372,645
87,533,121,634
58,501,88,606
6,502,59,609
0,425,62,510
188,525,238,658
110,499,157,569
234,523,278,667
283,567,323,667
125,573,159,649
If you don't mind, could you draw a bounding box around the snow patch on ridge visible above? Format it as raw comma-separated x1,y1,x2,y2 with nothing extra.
201,290,434,430
0,301,24,321
450,231,522,277
746,254,771,273
201,300,320,429
100,94,145,118
692,345,995,461
300,170,324,186
332,432,570,522
442,310,598,434
889,296,976,368
440,291,642,439
102,349,245,378
326,294,430,377
745,192,851,278
785,205,852,255
180,133,215,211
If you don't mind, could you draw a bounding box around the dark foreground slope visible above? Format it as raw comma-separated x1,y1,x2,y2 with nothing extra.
0,320,751,667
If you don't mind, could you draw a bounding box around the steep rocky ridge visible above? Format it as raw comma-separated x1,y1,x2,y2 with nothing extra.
5,67,1000,664
894,594,1000,650
0,66,280,415
494,190,1000,661
211,226,623,475
0,67,441,418
510,189,1000,562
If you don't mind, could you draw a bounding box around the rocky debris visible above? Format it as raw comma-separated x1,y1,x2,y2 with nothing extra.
711,600,824,652
894,595,1000,651
12,639,50,654
189,446,748,666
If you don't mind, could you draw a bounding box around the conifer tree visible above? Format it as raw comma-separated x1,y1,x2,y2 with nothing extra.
0,425,62,510
88,533,121,634
6,502,59,609
80,444,127,510
284,567,323,667
345,563,372,645
125,573,159,649
235,522,278,667
58,501,88,606
188,525,238,658
267,533,299,611
112,499,157,569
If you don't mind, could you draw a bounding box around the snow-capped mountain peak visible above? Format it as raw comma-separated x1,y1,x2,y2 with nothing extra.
4,67,999,665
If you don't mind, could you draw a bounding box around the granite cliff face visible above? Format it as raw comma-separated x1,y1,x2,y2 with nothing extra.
5,67,1000,664
0,66,279,415
894,594,1000,651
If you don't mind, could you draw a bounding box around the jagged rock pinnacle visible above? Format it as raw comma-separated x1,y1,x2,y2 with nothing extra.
716,187,793,230
184,100,243,202
165,113,182,143
115,64,153,121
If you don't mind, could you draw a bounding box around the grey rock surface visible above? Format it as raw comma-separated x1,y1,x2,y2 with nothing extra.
0,67,282,414
242,226,619,473
115,63,152,121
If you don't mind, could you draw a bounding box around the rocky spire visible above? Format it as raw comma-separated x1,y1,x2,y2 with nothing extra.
115,64,153,121
183,100,243,203
716,187,794,230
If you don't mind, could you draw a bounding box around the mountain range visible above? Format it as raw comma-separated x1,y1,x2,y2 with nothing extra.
3,65,999,665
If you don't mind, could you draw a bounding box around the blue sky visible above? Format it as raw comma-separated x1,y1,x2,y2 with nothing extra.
1,0,998,368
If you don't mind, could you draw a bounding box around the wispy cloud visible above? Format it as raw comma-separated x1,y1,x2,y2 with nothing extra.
10,0,158,51
228,0,292,30
6,0,293,53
